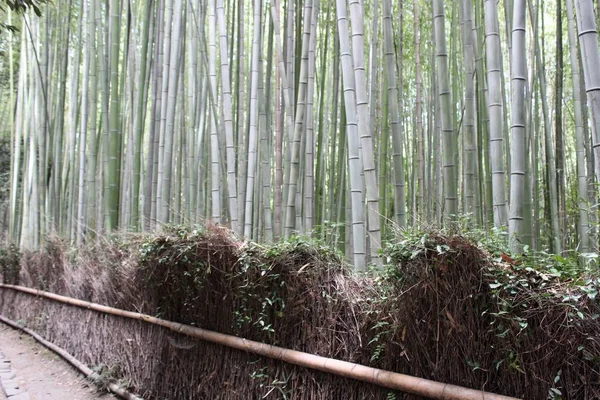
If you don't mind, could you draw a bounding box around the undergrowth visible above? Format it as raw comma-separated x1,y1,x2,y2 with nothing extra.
0,242,20,284
382,225,600,399
2,223,599,399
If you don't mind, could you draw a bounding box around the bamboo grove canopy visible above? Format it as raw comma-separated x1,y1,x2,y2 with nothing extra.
1,0,600,268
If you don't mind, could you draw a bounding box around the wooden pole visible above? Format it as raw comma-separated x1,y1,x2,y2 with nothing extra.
0,284,521,400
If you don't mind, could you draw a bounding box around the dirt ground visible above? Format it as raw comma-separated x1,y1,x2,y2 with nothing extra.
0,324,116,400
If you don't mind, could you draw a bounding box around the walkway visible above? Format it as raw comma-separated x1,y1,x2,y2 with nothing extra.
0,324,115,400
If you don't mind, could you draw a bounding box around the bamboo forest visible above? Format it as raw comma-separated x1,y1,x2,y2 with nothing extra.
1,0,600,264
0,0,600,399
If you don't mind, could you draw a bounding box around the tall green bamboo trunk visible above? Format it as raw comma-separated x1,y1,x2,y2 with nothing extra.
86,0,98,235
382,0,406,228
314,6,330,231
529,1,561,253
414,0,424,223
335,0,366,269
216,0,240,233
243,0,263,237
76,0,92,245
554,1,567,250
460,0,477,223
304,0,319,233
348,0,381,264
508,2,528,252
567,0,590,255
483,0,508,228
131,0,153,230
160,0,184,224
209,0,221,223
107,0,121,231
434,0,458,221
575,0,600,186
284,0,312,236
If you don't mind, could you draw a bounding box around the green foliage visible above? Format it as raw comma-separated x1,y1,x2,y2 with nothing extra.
138,226,217,321
0,242,19,284
0,139,11,217
90,363,128,392
249,367,291,399
1,0,45,15
234,235,345,336
367,321,391,362
383,228,452,264
311,220,346,252
139,227,347,341
385,217,597,286
380,222,600,389
233,244,286,336
0,1,48,33
264,234,345,263
103,224,600,398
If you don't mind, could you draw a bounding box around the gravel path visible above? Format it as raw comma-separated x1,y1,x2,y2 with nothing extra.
0,324,116,400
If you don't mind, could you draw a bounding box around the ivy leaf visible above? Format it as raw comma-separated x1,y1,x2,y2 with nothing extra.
549,388,562,396
554,369,562,383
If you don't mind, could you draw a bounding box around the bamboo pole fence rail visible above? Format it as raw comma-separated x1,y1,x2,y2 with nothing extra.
0,283,521,400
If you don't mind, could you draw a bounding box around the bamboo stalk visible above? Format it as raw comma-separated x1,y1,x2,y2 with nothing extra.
0,314,142,400
0,284,519,400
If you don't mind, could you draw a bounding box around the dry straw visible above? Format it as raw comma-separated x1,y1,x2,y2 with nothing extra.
0,314,141,400
0,283,517,400
0,225,597,399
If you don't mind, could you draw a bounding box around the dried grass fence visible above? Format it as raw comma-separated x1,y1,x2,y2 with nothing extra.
0,225,597,399
0,283,517,400
0,313,142,400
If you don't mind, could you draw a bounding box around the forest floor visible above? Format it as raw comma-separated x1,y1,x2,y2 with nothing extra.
0,324,115,400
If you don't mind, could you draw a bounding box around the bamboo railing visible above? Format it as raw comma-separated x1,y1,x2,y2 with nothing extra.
0,284,521,400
